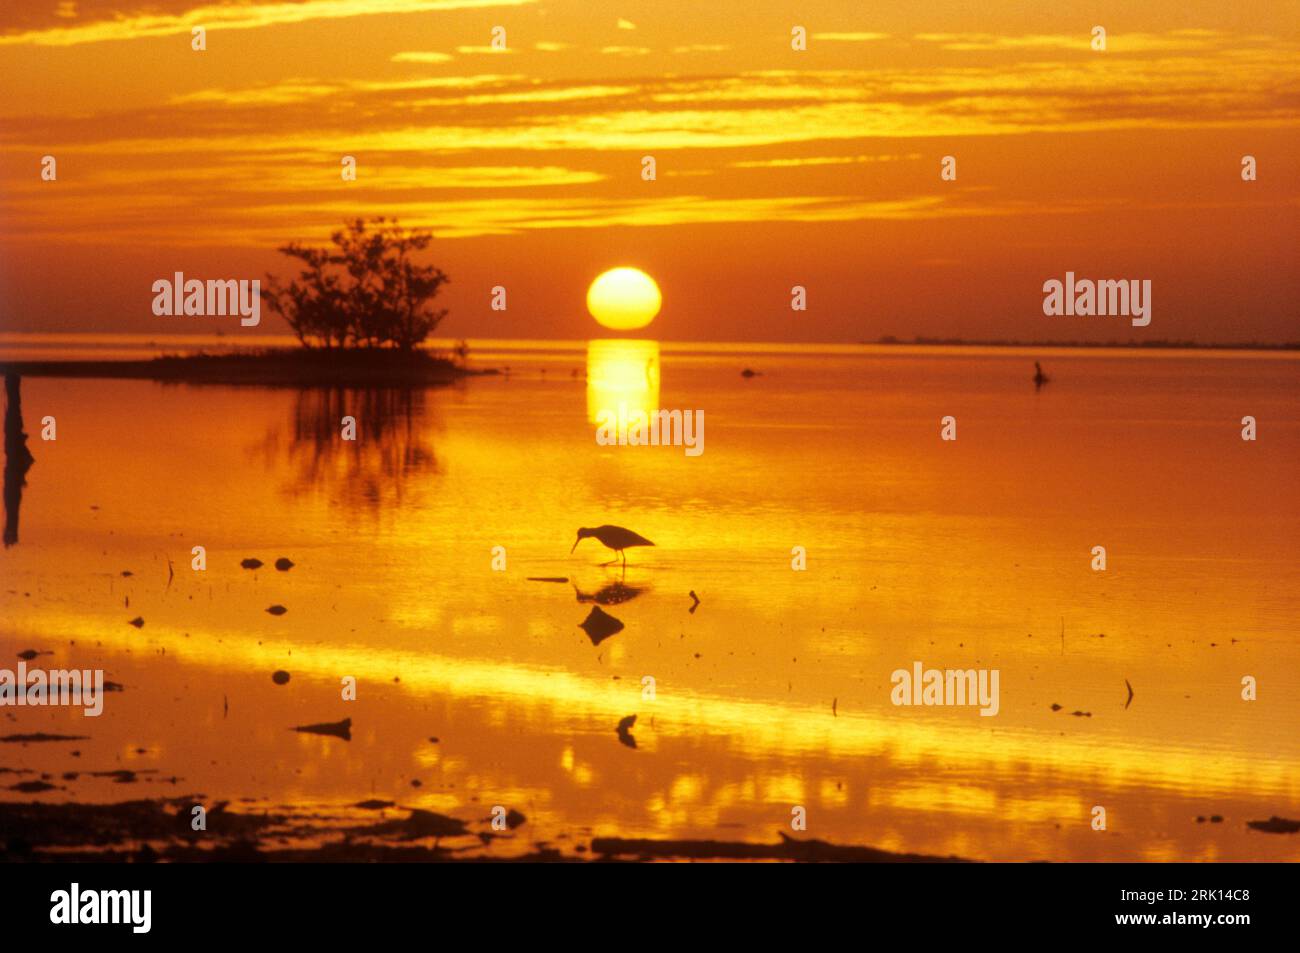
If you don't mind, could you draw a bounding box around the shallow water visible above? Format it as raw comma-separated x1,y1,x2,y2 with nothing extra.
1,341,1297,860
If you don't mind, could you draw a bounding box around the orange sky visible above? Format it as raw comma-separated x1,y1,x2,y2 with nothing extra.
0,0,1297,343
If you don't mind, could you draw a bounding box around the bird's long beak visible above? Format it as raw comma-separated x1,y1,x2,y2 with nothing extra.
570,538,580,554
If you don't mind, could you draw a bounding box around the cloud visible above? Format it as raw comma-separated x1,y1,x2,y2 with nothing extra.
913,30,1235,53
731,153,919,169
0,0,536,47
164,73,521,106
811,32,889,42
392,51,455,63
20,45,1300,160
3,27,1297,248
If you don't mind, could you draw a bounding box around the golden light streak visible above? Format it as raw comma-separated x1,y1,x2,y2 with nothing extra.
14,600,1299,806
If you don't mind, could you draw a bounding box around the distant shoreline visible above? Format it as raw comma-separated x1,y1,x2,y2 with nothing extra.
0,348,493,387
870,337,1300,351
1,339,1296,382
2,333,1296,355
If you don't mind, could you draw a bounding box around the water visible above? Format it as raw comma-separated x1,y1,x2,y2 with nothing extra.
1,337,1297,860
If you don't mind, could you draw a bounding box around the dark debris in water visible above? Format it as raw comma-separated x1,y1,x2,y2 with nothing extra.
1247,816,1300,834
0,798,283,853
89,769,142,784
359,808,469,841
291,717,351,741
9,780,58,793
0,799,967,863
1049,704,1091,716
592,832,969,863
617,714,637,749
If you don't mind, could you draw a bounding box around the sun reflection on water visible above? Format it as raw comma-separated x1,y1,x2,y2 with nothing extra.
585,339,660,426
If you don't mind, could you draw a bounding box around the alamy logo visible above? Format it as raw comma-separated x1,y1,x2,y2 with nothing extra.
50,883,151,933
0,664,105,716
891,661,1000,716
595,403,704,456
1042,272,1151,327
151,272,261,326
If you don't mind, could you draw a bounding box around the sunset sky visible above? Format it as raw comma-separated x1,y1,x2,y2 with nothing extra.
1,0,1297,343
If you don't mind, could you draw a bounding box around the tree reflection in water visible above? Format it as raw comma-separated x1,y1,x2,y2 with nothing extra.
256,386,441,511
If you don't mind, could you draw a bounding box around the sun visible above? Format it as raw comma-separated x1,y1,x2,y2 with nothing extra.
586,267,661,331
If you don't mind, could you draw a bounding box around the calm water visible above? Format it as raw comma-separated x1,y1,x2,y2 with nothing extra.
1,338,1297,860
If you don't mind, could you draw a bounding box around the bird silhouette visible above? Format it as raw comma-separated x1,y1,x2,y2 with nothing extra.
571,524,655,568
1033,361,1050,388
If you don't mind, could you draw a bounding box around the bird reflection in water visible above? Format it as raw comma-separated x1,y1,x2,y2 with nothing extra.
573,579,649,606
578,605,624,645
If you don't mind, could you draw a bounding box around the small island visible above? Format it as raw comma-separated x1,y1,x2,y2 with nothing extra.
0,347,487,387
0,218,490,387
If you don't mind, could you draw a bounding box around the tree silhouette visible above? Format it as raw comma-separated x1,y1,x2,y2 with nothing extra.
264,218,450,351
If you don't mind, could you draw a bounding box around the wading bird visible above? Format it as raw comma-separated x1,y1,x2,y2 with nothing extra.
1033,361,1050,388
571,525,655,568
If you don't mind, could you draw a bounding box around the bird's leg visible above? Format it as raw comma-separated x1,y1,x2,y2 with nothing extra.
621,550,627,569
